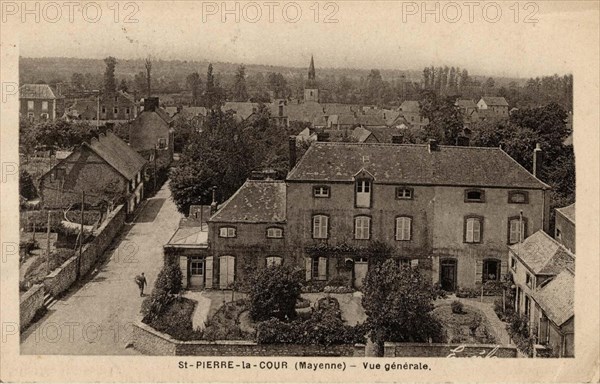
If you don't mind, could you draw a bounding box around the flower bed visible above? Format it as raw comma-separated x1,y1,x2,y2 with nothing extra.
433,303,496,344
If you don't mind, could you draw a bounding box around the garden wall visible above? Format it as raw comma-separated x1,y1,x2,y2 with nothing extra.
20,284,45,331
132,321,359,356
43,205,125,297
132,322,517,357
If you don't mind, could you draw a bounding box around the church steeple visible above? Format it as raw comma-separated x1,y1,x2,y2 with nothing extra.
308,55,316,81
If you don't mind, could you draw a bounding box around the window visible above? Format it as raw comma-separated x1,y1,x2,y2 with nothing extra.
312,215,329,239
101,106,106,113
27,100,34,111
219,227,236,238
354,216,371,240
266,256,282,267
355,179,371,208
126,107,131,114
465,189,485,203
464,216,482,243
395,216,412,241
555,228,562,241
113,107,119,115
27,112,34,120
508,190,529,204
508,217,528,244
157,138,167,149
524,294,531,318
41,101,48,111
266,227,283,238
40,113,49,120
313,186,330,198
190,257,204,276
511,256,517,271
396,187,413,200
483,259,500,282
526,272,533,288
311,257,327,280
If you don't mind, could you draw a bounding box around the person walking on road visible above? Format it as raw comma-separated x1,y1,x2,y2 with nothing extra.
135,272,147,297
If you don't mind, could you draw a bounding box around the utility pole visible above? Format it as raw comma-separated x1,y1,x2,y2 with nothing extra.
77,191,85,279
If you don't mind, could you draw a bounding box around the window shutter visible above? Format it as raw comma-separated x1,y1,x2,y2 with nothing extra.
205,256,213,289
395,218,400,240
473,220,481,242
323,216,329,238
476,260,483,283
466,219,474,242
313,216,319,238
179,256,188,289
305,257,312,280
404,218,411,240
318,257,328,280
410,259,419,268
500,260,508,279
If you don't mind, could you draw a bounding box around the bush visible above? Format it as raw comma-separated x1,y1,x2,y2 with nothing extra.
248,265,303,322
141,289,175,324
256,303,366,346
326,274,349,287
456,286,479,298
19,239,39,256
155,263,183,295
493,297,514,321
506,312,535,356
203,299,252,341
451,300,464,314
148,297,203,340
301,280,327,293
295,297,310,309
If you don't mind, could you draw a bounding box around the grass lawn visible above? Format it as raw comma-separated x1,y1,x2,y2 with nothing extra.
433,303,496,344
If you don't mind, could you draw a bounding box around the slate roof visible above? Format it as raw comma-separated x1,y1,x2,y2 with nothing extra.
351,126,373,143
510,230,575,275
223,102,258,120
86,131,147,180
209,180,286,223
20,84,57,99
556,203,575,224
481,97,509,107
166,225,208,248
455,99,477,109
287,142,550,189
400,100,420,113
534,268,574,326
356,114,387,127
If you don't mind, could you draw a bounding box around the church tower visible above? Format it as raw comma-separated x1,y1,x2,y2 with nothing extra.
304,55,319,103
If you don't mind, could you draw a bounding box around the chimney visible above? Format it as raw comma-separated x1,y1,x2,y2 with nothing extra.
456,136,470,147
210,186,218,215
533,143,543,179
317,132,330,142
391,134,403,144
250,170,266,180
144,97,159,112
289,136,297,170
428,139,439,152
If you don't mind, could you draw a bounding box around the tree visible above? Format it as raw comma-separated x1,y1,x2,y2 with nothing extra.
20,170,37,200
419,91,464,145
71,73,85,90
248,265,303,321
204,64,225,109
232,65,249,102
362,256,443,356
133,71,147,94
267,72,289,99
119,78,129,93
186,72,202,106
144,56,152,97
103,56,117,95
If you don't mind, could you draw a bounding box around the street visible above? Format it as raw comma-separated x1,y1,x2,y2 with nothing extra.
20,182,182,355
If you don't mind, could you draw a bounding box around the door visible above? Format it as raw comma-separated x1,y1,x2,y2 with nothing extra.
440,259,457,291
354,257,368,289
219,256,235,289
189,256,205,289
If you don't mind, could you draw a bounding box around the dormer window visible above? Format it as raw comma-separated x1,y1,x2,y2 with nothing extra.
465,189,485,203
313,186,330,198
266,227,283,238
356,180,371,208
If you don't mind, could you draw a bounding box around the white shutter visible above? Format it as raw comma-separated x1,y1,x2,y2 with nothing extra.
323,216,329,238
466,219,474,242
395,218,400,240
179,256,188,289
475,260,483,283
509,220,519,244
500,259,508,279
305,257,312,280
205,256,213,288
404,218,411,240
318,257,327,280
411,259,419,268
228,257,235,286
473,220,481,242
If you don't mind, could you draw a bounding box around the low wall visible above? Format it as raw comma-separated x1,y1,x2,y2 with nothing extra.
384,342,517,358
133,321,358,357
43,205,125,297
133,322,516,357
20,284,45,331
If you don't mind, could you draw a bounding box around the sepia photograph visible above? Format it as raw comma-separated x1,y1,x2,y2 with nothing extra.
1,1,599,382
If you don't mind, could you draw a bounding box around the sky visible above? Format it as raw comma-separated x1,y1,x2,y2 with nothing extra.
10,1,600,77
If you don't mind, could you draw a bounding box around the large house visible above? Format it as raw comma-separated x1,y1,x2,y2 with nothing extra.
128,97,174,161
477,96,509,120
39,131,146,214
166,138,551,291
508,229,575,357
20,84,61,121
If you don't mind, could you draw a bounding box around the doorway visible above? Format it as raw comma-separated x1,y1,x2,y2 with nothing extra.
353,257,368,289
440,259,457,291
189,256,205,289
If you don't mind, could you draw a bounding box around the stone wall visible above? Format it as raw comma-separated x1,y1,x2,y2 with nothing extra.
132,321,517,357
20,284,45,331
43,205,125,297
